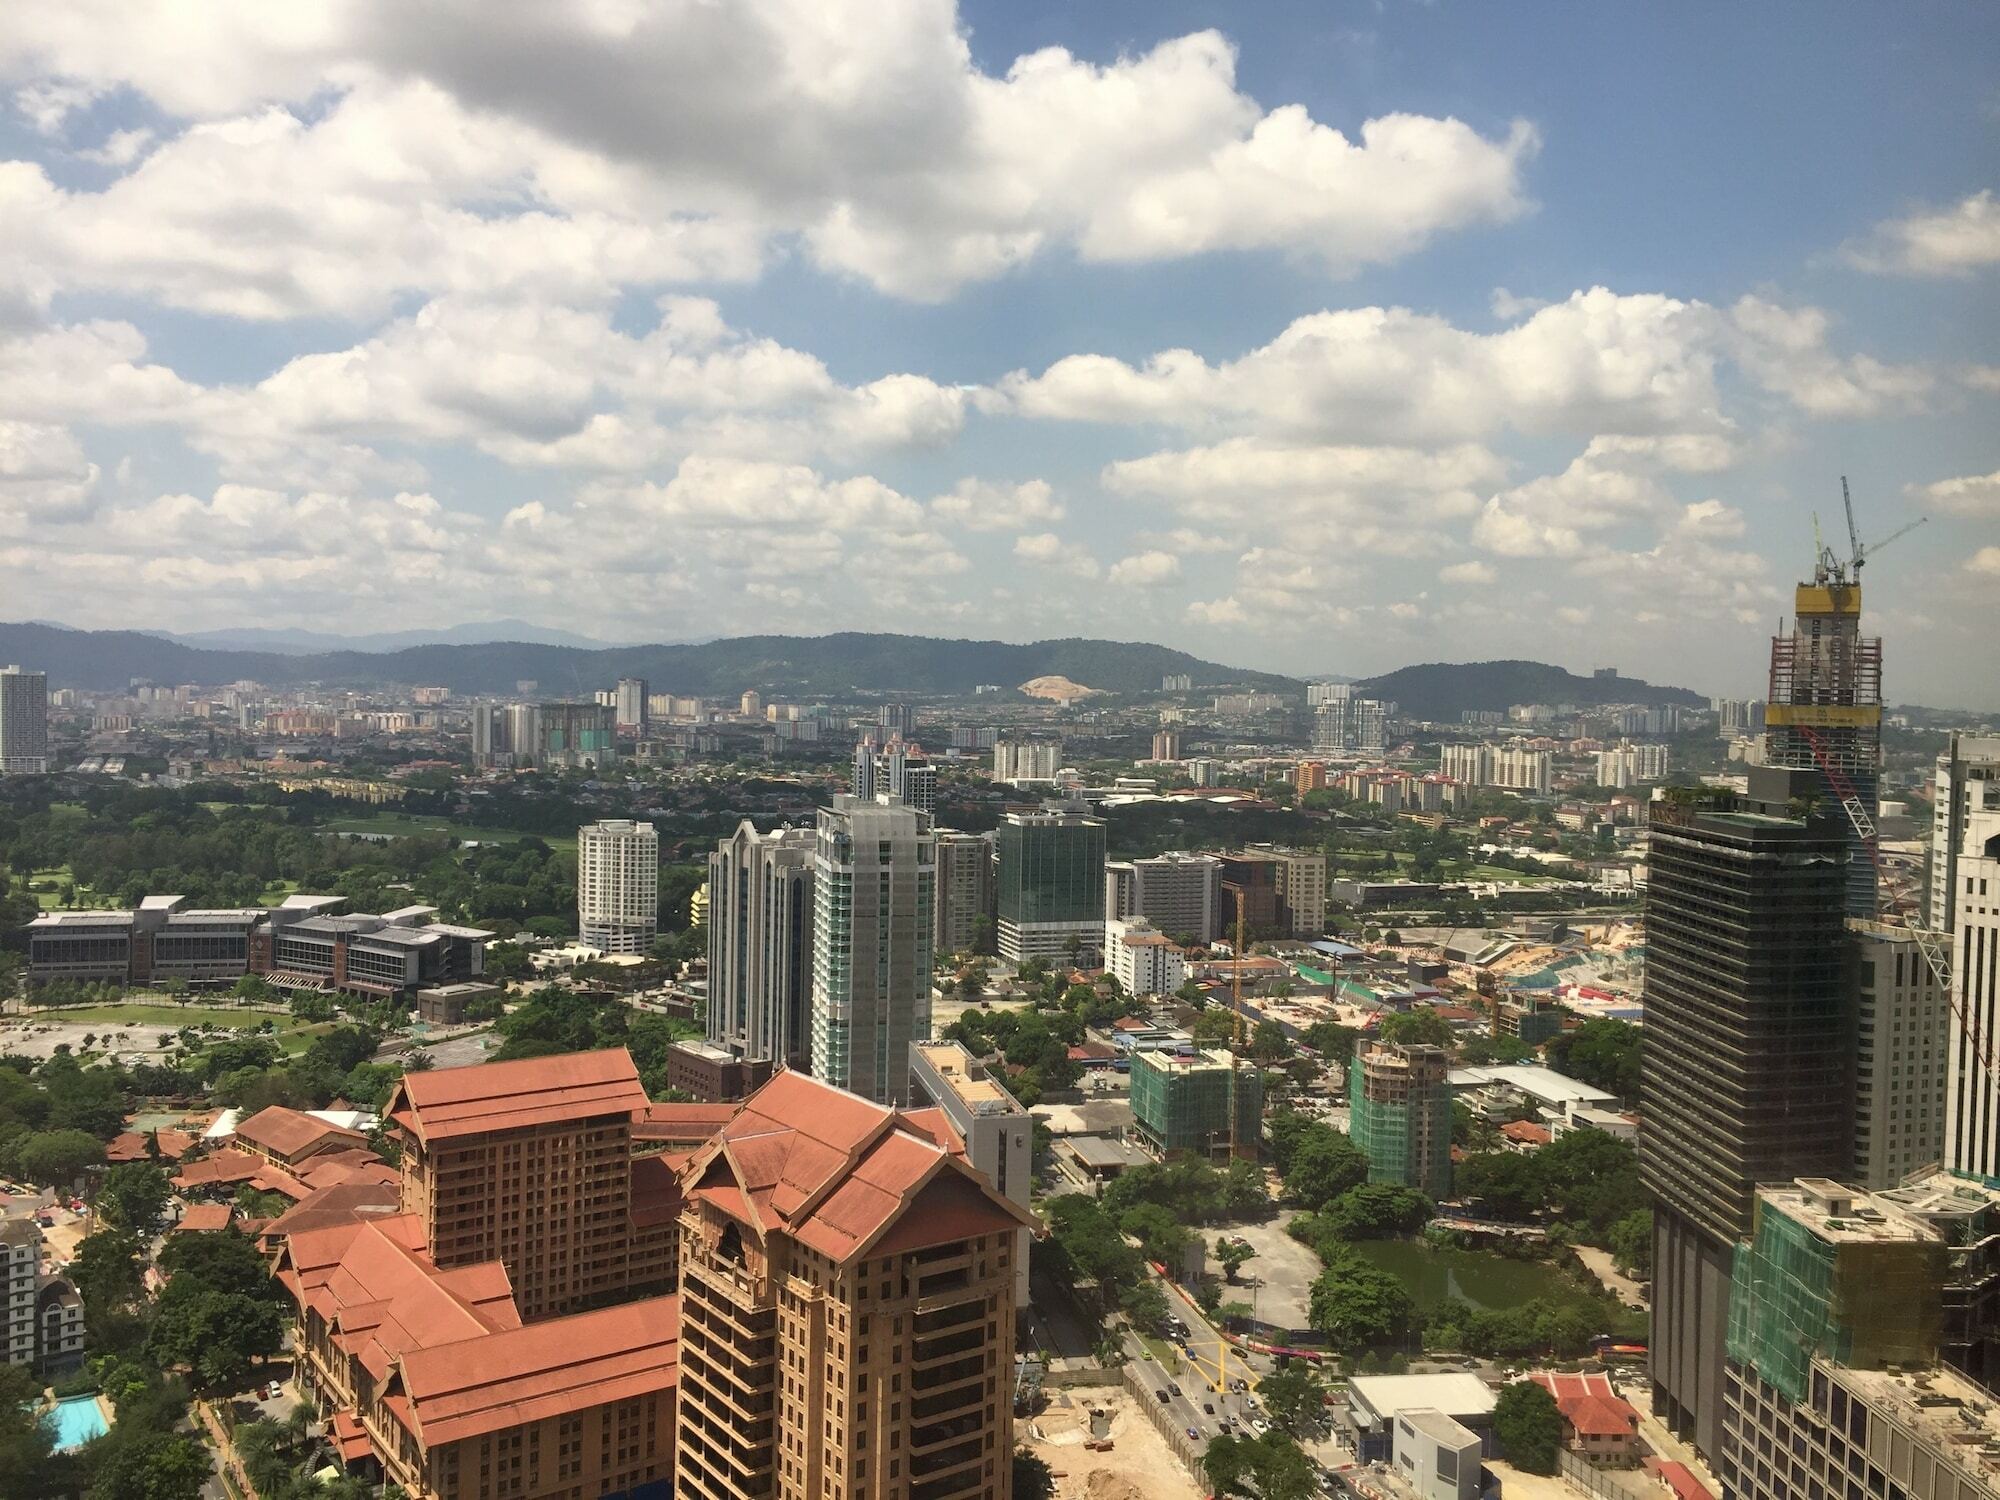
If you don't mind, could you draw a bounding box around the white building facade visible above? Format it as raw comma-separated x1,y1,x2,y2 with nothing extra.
576,819,659,954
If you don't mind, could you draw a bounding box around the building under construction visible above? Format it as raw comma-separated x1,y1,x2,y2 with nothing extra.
1348,1040,1452,1199
1764,494,1895,916
1130,1048,1261,1161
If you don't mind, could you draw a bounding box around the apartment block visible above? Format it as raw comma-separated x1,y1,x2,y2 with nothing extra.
675,1071,1034,1500
1438,742,1553,795
1947,794,2000,1183
1242,844,1328,938
934,831,996,957
909,1041,1033,1314
1104,918,1187,998
579,818,660,955
991,738,1062,784
708,820,816,1072
1929,735,2000,935
0,665,51,773
1103,852,1222,946
385,1050,677,1321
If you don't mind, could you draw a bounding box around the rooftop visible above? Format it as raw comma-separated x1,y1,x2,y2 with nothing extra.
912,1042,1024,1116
1757,1178,1938,1246
235,1104,369,1162
1832,1359,2000,1489
388,1048,650,1142
1348,1372,1498,1422
1448,1064,1621,1107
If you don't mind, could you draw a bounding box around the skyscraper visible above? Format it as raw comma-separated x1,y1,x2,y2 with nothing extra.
934,831,996,956
706,820,815,1070
675,1071,1031,1500
1931,735,2000,936
811,795,935,1105
994,805,1106,962
1764,545,1884,916
613,675,649,735
577,819,659,954
878,701,913,737
0,666,51,774
1946,789,2000,1183
1851,921,1950,1191
1641,769,1853,1458
534,700,617,767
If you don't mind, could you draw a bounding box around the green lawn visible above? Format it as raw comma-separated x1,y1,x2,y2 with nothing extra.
22,1002,307,1031
323,813,576,850
25,866,120,911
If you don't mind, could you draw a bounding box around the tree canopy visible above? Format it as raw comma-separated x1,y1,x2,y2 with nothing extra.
1493,1380,1565,1474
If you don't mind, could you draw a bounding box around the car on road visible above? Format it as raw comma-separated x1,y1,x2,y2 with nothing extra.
1249,1418,1269,1435
1156,1388,1170,1403
1185,1426,1200,1441
1203,1401,1215,1415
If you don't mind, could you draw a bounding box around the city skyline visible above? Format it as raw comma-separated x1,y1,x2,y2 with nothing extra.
1,5,1996,707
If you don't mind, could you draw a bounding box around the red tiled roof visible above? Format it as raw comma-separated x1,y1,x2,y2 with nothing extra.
330,1409,372,1462
1644,1459,1718,1500
686,1070,1033,1266
387,1048,650,1143
155,1128,198,1161
390,1296,679,1445
259,1182,402,1245
106,1131,150,1163
236,1105,368,1163
175,1203,234,1232
1531,1372,1640,1438
631,1101,739,1145
1500,1121,1553,1145
173,1149,265,1188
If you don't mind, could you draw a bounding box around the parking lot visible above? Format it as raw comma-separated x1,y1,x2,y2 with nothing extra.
1211,1211,1323,1334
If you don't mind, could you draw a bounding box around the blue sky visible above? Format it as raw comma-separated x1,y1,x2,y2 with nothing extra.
0,2,1995,705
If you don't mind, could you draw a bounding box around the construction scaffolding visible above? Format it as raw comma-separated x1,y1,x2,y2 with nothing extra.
1726,1191,1946,1406
1348,1042,1452,1199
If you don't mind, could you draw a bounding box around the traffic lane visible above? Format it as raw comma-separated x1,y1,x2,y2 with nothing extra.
1123,1334,1224,1442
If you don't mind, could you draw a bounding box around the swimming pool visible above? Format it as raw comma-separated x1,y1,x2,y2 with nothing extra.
48,1394,109,1451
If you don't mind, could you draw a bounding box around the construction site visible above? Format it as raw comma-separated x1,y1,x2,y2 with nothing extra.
1017,1387,1205,1500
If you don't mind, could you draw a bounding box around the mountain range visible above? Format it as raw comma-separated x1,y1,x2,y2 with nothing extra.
0,622,1710,713
146,619,639,654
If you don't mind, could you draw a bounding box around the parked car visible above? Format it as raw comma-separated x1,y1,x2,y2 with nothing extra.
1203,1401,1215,1415
266,1381,283,1400
1155,1389,1170,1403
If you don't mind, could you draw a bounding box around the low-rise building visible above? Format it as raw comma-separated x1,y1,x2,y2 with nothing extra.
662,1039,774,1102
1105,917,1188,997
1530,1371,1642,1465
1341,1373,1499,1463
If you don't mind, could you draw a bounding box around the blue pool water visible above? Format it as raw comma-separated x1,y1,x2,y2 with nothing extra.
49,1395,109,1450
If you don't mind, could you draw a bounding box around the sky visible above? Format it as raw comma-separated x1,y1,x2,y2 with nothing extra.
1,2,1996,707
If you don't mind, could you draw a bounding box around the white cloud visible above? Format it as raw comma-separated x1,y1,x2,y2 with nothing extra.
1471,434,1750,560
0,6,1534,309
1107,550,1182,587
77,127,156,166
1967,546,2000,579
0,420,98,526
1186,596,1247,626
932,478,1064,532
1726,296,1932,418
1012,531,1099,578
1907,469,2000,519
1844,190,2000,277
1439,559,1495,585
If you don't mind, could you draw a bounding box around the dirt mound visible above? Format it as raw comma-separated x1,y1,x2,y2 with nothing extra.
1082,1472,1145,1500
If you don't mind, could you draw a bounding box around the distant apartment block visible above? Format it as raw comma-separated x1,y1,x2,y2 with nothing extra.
1595,740,1670,789
0,665,51,773
992,736,1063,783
1104,851,1222,945
1438,742,1554,795
1151,729,1182,761
577,818,659,954
707,820,815,1071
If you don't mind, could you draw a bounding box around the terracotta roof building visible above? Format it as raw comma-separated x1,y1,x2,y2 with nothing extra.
676,1069,1033,1500
233,1105,371,1169
386,1049,676,1320
174,1203,235,1233
1530,1371,1642,1465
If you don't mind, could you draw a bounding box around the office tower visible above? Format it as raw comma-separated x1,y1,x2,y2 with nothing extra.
1217,853,1281,935
811,795,935,1106
934,831,996,956
994,805,1106,963
1765,545,1885,916
878,701,913,737
614,676,650,734
384,1050,675,1321
1104,852,1223,945
909,1040,1034,1314
1131,1049,1262,1161
534,701,617,767
675,1071,1032,1500
991,737,1062,783
1151,729,1181,761
707,821,816,1070
0,666,51,773
1932,735,2000,935
577,819,659,954
1349,1041,1452,1198
1947,793,2000,1182
852,737,880,800
1242,844,1329,937
1850,921,1949,1191
1641,770,1853,1459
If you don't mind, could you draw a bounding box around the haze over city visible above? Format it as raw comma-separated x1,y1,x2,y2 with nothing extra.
1,4,1996,706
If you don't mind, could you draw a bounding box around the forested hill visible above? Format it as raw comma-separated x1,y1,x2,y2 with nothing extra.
0,623,1299,698
1356,659,1706,721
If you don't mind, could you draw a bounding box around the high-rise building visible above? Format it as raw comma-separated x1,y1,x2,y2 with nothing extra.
1438,742,1553,794
1349,1040,1452,1198
935,831,996,956
1151,729,1182,761
1946,792,2000,1183
1216,853,1281,936
1312,685,1356,751
811,795,935,1106
992,737,1062,783
1851,921,1949,1191
614,676,650,734
1162,672,1193,692
1595,740,1670,789
995,805,1106,963
384,1050,677,1321
1296,760,1328,796
1104,852,1223,945
675,1071,1032,1500
1356,698,1389,755
739,689,761,717
503,702,539,764
1641,771,1853,1459
533,700,617,767
852,737,880,800
1764,546,1885,916
1242,844,1328,938
878,701,913,738
707,821,816,1072
1105,917,1187,997
468,699,511,766
909,1041,1033,1314
0,666,51,774
1131,1048,1262,1161
879,742,937,820
577,819,659,955
1931,735,2000,935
